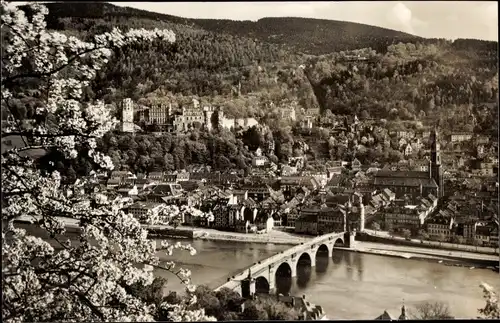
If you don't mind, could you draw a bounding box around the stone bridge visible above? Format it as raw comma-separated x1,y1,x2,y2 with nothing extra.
215,231,354,295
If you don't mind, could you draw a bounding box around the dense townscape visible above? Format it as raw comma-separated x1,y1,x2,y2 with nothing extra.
1,1,499,322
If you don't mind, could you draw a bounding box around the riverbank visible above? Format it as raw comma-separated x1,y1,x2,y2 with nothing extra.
338,241,499,270
360,229,498,255
184,227,307,245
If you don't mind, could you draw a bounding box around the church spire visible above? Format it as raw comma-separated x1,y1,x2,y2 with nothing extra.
430,125,443,197
399,299,408,320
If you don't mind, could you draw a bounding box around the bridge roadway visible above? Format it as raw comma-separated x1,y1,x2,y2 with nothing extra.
215,231,348,295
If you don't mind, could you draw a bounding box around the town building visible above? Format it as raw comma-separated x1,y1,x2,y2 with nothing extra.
382,195,436,233
450,133,473,142
426,216,455,240
126,201,164,223
372,128,444,201
279,107,297,121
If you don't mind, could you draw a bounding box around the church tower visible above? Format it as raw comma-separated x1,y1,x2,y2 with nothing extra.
430,126,444,197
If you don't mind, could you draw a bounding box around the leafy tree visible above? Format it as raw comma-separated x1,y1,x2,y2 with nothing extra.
402,228,412,241
411,301,454,319
371,222,381,233
418,229,430,242
1,3,211,322
242,301,269,320
472,238,482,251
242,296,301,320
437,233,447,246
478,283,500,319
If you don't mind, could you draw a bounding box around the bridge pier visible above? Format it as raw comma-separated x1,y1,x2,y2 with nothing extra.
290,260,297,278
327,244,333,258
344,231,357,249
310,252,316,267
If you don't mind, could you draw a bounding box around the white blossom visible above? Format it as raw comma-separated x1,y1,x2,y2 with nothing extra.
1,2,210,322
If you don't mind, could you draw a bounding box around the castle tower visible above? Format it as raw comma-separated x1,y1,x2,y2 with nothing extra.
192,98,200,109
203,106,214,131
121,98,134,133
430,126,444,197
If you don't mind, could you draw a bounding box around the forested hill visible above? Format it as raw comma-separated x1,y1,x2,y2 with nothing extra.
34,1,422,54
193,17,421,55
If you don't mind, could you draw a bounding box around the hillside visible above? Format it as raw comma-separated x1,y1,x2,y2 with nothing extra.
10,2,499,175
37,2,424,55
194,17,422,55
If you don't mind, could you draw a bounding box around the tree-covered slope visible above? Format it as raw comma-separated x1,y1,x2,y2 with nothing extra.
35,2,424,55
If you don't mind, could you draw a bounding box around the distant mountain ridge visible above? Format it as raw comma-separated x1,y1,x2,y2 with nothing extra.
34,1,424,54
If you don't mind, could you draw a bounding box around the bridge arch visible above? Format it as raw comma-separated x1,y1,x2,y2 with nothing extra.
315,244,331,272
255,276,270,294
275,261,294,296
297,251,315,267
316,244,330,257
334,237,344,247
275,261,293,277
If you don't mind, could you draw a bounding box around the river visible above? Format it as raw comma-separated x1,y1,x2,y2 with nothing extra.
15,224,500,319
156,238,500,320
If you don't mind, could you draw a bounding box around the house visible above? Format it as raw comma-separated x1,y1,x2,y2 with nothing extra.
477,145,485,156
404,144,413,156
295,213,319,235
115,185,139,197
475,224,491,246
108,170,133,184
148,171,164,182
383,204,423,232
252,156,268,167
351,158,362,171
279,107,297,121
327,165,344,178
476,135,490,144
126,201,165,223
145,183,184,203
295,205,346,235
426,216,455,240
397,130,415,140
281,165,298,176
241,185,271,202
382,195,436,233
412,160,429,172
274,294,324,320
450,133,473,142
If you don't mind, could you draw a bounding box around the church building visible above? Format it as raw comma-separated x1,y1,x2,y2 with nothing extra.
372,128,444,203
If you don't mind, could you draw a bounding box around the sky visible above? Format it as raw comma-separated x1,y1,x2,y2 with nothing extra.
15,1,499,41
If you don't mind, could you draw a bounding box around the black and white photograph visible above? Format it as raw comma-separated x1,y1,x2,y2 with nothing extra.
1,1,499,321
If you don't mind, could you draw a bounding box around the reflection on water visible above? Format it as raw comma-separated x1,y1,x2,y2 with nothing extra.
19,226,500,319
316,255,329,274
149,238,500,319
276,276,293,295
332,251,343,265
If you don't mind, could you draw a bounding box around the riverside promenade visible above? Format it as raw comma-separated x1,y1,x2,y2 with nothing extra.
14,216,308,245
345,241,499,263
363,229,498,255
